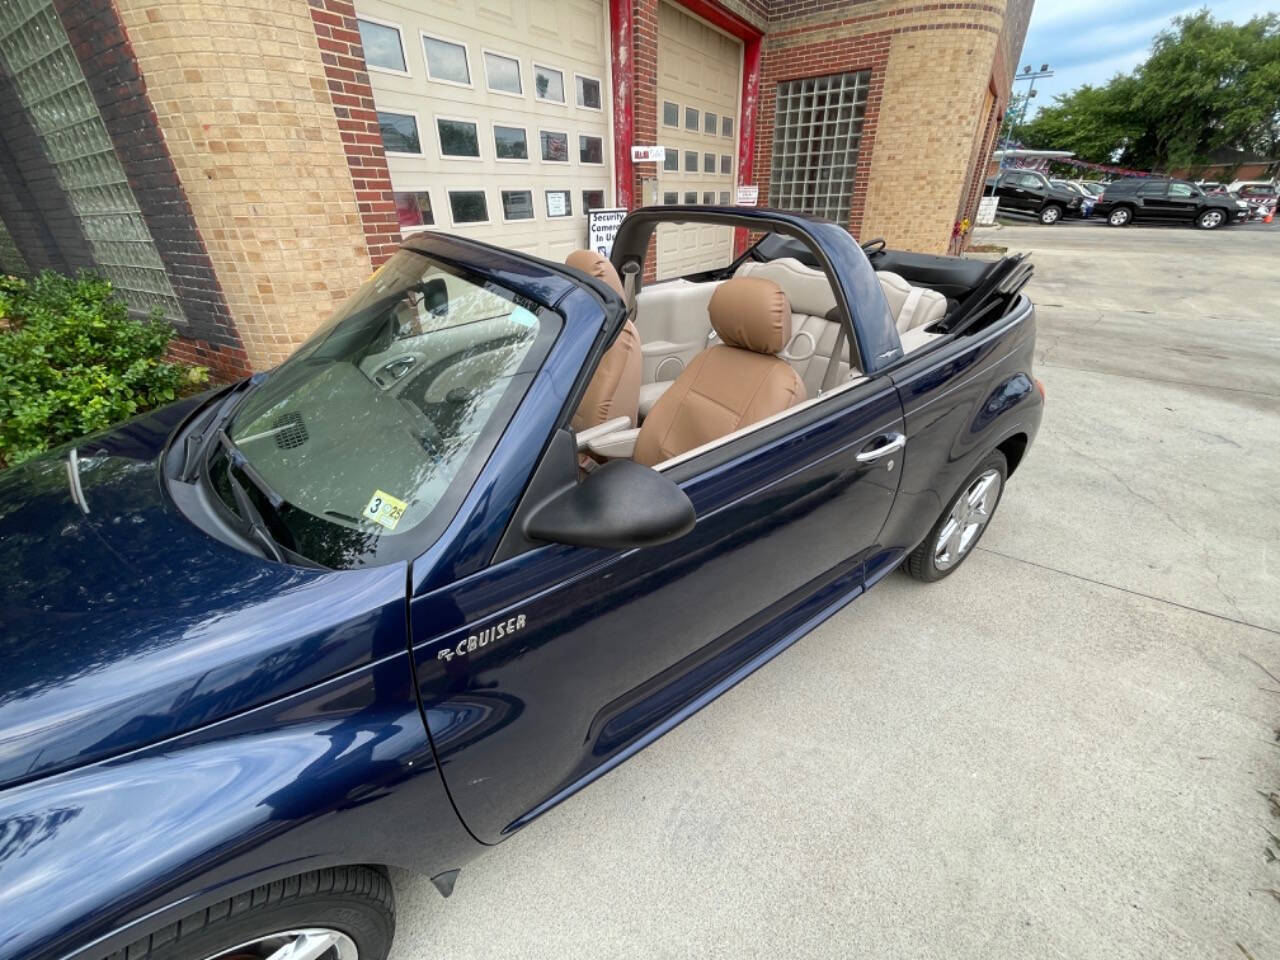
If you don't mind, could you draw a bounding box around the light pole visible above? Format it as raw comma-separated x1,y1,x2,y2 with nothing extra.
1000,63,1054,168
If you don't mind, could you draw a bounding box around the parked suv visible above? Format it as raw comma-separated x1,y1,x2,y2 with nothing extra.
1093,178,1247,229
985,170,1083,224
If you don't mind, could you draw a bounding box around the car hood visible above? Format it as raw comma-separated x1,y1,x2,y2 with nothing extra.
0,397,408,790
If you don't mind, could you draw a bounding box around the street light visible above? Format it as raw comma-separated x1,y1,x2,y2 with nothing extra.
1000,63,1054,166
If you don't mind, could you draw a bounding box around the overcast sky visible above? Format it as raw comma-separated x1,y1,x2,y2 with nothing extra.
1018,0,1276,117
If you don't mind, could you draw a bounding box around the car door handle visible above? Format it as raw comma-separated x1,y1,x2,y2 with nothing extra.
856,432,906,462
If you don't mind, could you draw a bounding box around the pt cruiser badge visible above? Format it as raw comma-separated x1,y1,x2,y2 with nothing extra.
438,614,528,662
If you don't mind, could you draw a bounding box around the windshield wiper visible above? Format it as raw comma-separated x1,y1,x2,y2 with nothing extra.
180,374,267,482
215,430,287,563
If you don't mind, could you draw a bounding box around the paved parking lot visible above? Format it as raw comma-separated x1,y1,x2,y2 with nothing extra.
390,222,1280,960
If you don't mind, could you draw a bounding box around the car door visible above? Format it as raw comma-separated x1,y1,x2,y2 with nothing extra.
1162,182,1201,220
995,173,1028,210
1135,181,1171,218
409,368,905,843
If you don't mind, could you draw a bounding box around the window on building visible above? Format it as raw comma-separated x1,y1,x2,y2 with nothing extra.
722,115,733,138
663,101,679,127
702,191,714,204
768,71,870,225
540,130,569,162
720,154,732,175
703,152,715,173
684,150,697,173
357,19,407,74
719,191,730,204
663,148,679,171
493,125,529,160
394,191,434,229
704,111,717,135
683,191,697,204
484,51,522,94
545,190,572,218
437,117,480,157
579,135,603,165
576,75,602,109
663,191,678,204
377,111,421,154
684,106,699,131
423,35,470,85
501,189,535,221
583,189,606,212
449,190,489,223
534,64,564,102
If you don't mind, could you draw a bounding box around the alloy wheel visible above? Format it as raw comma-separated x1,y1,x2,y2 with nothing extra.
202,929,359,960
1040,206,1061,224
934,469,1001,571
1201,210,1223,228
1109,209,1130,226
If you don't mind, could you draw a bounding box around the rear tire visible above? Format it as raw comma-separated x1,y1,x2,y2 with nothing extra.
1039,204,1063,225
1107,207,1133,227
105,866,395,960
905,452,1007,583
1196,209,1225,229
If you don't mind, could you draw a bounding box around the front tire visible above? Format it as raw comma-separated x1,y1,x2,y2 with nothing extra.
1039,204,1063,225
1196,208,1225,229
106,867,395,960
1108,207,1133,227
905,452,1007,583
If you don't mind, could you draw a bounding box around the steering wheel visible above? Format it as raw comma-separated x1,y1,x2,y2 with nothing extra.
860,238,887,258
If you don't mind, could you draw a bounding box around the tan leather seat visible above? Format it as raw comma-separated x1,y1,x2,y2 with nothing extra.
633,276,806,467
876,270,947,333
565,250,642,432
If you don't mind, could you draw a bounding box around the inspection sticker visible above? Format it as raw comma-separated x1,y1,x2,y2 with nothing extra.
364,489,407,530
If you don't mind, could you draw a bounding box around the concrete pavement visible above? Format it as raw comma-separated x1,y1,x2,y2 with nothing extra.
389,222,1280,960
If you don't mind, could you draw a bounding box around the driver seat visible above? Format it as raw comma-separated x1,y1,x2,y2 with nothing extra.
565,250,642,431
633,276,805,467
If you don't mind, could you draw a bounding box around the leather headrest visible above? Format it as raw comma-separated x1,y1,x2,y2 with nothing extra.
707,276,792,354
566,249,624,298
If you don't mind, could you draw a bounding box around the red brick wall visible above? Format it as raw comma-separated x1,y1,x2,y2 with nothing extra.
625,0,662,282
752,31,890,237
307,0,402,267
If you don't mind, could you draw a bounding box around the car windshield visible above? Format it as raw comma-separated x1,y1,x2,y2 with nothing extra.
211,250,558,568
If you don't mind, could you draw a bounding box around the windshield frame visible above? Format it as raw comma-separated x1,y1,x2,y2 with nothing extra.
198,251,563,569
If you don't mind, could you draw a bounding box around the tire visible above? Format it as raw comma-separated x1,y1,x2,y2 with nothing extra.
1196,208,1225,230
1038,204,1063,225
1107,206,1133,227
105,866,395,960
904,452,1007,583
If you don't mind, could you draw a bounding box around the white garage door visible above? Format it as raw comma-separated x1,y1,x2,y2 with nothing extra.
357,0,612,264
655,1,741,279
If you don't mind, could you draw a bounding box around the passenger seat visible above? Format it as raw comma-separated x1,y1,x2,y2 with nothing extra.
565,250,642,432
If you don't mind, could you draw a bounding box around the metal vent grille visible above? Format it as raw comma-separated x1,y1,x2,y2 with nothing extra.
273,411,308,449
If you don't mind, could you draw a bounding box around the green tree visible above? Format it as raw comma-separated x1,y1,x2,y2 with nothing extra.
1017,9,1280,170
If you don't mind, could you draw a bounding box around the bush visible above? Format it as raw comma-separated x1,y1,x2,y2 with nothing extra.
0,270,208,467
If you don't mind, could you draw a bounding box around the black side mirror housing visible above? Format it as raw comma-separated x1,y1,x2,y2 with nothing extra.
525,458,695,551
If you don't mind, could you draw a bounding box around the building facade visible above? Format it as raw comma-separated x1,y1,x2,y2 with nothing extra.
0,0,1032,375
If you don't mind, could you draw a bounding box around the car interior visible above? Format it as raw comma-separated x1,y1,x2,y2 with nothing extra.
567,232,1030,471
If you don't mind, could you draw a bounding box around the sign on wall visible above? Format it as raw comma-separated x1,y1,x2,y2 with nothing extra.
735,185,759,206
587,207,628,257
631,145,666,163
976,196,999,226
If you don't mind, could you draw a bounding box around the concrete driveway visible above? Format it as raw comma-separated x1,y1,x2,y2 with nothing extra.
390,222,1280,960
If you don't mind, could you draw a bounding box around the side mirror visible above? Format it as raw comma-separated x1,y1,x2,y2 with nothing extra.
526,459,695,550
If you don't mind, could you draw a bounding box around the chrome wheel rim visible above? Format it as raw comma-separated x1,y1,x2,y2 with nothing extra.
1041,207,1060,223
1202,211,1222,227
1109,210,1128,225
202,928,358,960
934,469,1001,571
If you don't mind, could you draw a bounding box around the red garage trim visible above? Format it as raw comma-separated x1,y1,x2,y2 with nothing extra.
735,34,762,253
609,0,635,209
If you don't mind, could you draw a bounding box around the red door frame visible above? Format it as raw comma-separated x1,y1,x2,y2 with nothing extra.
609,0,763,224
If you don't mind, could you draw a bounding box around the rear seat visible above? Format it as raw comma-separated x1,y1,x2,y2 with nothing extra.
875,269,948,334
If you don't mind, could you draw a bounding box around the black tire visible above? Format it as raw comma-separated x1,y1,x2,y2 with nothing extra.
105,866,395,960
1038,204,1063,225
1196,208,1225,230
1107,206,1133,227
905,451,1008,583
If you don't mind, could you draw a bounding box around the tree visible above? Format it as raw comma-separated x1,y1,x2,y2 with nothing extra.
1016,9,1280,170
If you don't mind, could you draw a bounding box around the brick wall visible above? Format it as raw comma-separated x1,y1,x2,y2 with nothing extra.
627,0,662,282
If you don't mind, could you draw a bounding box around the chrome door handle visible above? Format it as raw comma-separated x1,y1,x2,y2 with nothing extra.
856,432,906,462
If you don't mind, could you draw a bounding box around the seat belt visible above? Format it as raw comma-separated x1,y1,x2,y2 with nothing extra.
819,307,848,395
897,286,925,332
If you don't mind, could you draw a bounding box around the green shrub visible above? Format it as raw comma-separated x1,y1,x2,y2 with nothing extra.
0,270,208,467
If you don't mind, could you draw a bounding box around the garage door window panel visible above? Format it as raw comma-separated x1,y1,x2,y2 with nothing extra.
662,101,680,128
545,190,572,219
493,124,530,161
721,116,733,139
377,110,422,156
704,111,717,135
483,50,523,97
448,190,490,225
575,74,602,110
539,130,569,163
663,191,678,204
534,64,565,104
684,106,699,131
720,154,731,175
501,190,536,222
436,117,482,159
579,135,604,165
702,152,715,173
394,191,434,230
663,148,679,172
684,150,697,173
582,190,605,212
422,33,471,87
357,17,409,76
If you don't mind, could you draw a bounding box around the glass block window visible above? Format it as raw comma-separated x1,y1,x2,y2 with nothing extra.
0,0,182,320
769,71,870,226
377,111,421,154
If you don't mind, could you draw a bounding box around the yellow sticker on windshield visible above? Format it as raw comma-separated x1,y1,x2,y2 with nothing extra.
363,489,407,530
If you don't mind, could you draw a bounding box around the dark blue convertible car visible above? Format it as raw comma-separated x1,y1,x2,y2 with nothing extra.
0,207,1041,960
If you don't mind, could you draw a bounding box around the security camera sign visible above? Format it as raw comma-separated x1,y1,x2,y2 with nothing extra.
587,207,627,257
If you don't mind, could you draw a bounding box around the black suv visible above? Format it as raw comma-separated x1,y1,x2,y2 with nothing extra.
984,170,1083,224
1092,178,1247,229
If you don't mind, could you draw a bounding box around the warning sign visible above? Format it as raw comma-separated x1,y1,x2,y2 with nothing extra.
587,207,627,258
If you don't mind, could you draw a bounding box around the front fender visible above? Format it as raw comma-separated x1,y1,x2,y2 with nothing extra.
0,654,481,960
